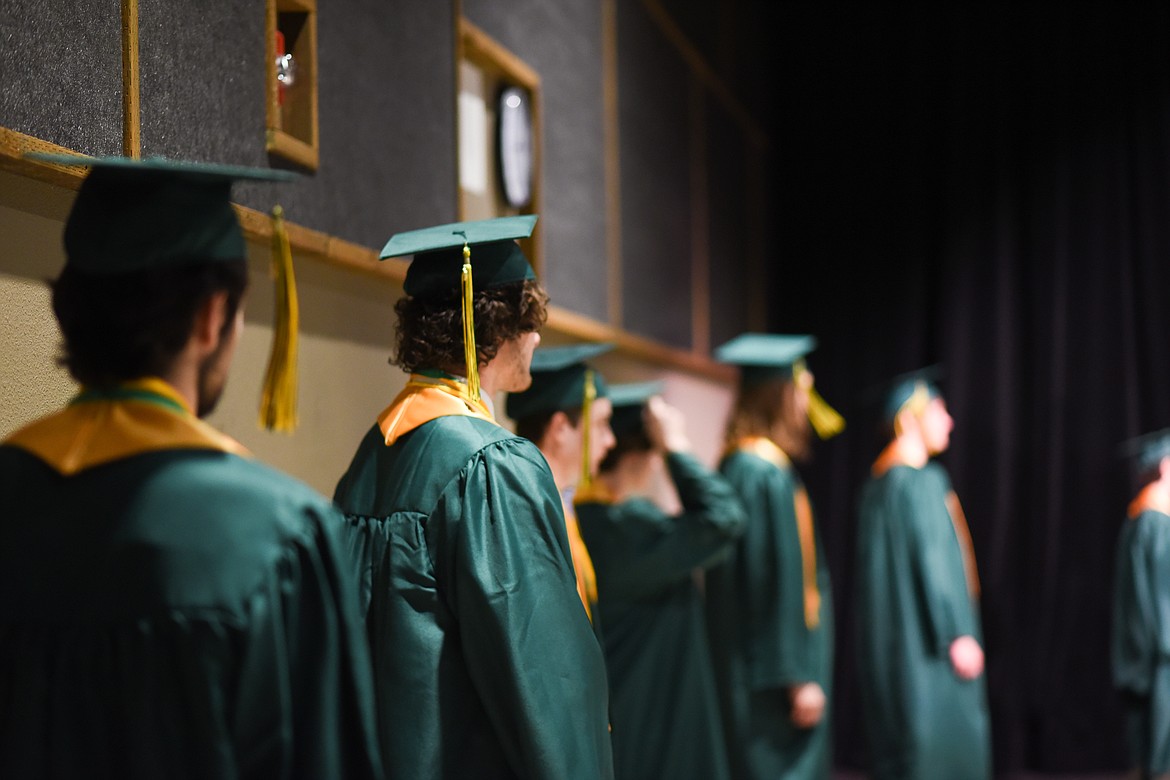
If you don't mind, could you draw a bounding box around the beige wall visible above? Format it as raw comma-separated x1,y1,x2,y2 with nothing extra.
0,176,733,500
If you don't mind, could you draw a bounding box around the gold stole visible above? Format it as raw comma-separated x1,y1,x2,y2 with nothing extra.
944,492,982,599
377,374,495,446
731,436,821,630
561,495,599,623
1128,483,1170,519
4,377,248,474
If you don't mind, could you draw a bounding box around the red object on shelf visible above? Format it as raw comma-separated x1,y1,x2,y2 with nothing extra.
275,30,286,107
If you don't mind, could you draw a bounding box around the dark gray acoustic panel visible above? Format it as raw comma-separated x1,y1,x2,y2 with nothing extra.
464,0,609,322
658,0,721,71
138,3,266,166
706,94,751,352
616,0,692,350
0,0,122,155
240,0,458,250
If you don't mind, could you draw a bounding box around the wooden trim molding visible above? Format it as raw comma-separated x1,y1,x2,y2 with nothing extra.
689,77,710,355
2,126,730,381
640,0,767,150
601,0,623,329
456,17,544,276
120,0,141,158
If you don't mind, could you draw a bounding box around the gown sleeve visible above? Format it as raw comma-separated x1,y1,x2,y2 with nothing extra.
442,440,614,780
741,462,821,689
902,471,972,655
232,502,384,780
587,452,746,602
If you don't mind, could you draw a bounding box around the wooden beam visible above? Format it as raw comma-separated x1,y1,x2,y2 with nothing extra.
3,126,731,383
640,0,767,150
601,0,623,329
121,0,141,158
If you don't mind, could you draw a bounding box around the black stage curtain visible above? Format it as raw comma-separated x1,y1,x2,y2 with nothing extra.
761,3,1170,774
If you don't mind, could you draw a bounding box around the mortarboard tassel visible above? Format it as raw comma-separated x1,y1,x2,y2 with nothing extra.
793,360,844,439
259,205,299,432
461,242,481,403
807,385,845,439
579,369,596,489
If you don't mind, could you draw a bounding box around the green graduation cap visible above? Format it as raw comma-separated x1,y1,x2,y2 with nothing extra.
506,343,614,421
25,153,297,274
607,380,664,439
27,153,303,432
879,366,944,424
380,215,538,298
715,332,845,439
380,215,538,402
1120,428,1170,479
507,341,615,489
714,332,817,380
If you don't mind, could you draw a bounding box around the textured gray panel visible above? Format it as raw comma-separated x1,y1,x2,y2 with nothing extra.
617,0,692,350
240,0,457,249
138,2,265,166
135,0,455,251
464,0,608,322
0,0,122,154
706,95,750,352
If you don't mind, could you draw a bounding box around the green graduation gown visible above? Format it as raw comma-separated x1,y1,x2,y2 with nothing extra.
575,452,746,780
0,380,383,780
333,377,614,779
1112,493,1170,775
855,458,990,780
705,439,835,780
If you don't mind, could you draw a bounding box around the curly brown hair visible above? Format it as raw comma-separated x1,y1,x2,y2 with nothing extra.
393,279,549,373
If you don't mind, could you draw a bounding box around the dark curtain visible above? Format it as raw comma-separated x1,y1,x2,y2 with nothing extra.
760,3,1170,774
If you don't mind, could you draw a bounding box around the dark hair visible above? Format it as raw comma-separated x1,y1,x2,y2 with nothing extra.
51,259,249,387
393,279,549,374
724,376,790,448
514,406,582,447
598,425,652,474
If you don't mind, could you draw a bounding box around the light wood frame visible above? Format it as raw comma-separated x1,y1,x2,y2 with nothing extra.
265,0,319,169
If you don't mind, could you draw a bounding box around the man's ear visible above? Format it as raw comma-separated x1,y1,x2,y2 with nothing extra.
190,291,230,355
1158,456,1170,483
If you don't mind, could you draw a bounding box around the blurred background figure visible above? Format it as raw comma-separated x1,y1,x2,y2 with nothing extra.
1112,429,1170,780
508,342,617,626
854,368,990,780
705,333,843,779
576,382,746,780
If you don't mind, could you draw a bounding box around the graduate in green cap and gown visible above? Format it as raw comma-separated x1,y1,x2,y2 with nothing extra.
0,155,383,779
506,342,617,626
574,382,746,780
704,333,843,779
854,369,990,780
332,217,614,779
1112,429,1170,780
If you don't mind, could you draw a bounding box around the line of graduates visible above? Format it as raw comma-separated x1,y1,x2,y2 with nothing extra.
0,153,1005,779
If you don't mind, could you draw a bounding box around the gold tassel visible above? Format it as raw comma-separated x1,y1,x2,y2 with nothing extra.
807,385,845,439
794,360,844,439
258,205,299,432
579,369,596,489
460,242,481,403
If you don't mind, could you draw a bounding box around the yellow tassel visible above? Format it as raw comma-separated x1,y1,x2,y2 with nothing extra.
258,205,299,432
794,360,844,439
579,369,596,489
461,243,481,403
807,385,845,439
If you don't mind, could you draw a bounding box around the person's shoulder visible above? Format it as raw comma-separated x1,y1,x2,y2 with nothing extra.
410,414,523,461
722,448,792,482
164,453,339,535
